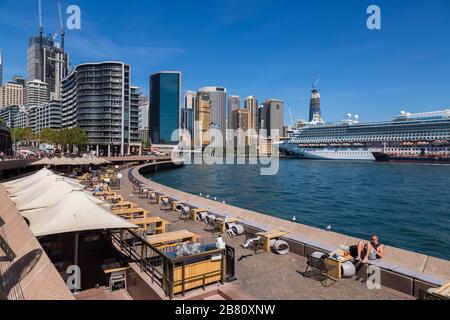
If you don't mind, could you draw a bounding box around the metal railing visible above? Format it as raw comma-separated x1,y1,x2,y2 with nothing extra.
111,229,225,299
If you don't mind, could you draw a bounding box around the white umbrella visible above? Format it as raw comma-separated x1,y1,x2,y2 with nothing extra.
6,171,56,195
2,168,52,189
22,189,137,236
15,179,84,212
31,158,54,166
23,189,137,266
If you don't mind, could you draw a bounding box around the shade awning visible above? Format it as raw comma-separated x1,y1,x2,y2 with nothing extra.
22,189,137,237
15,180,85,212
2,168,53,189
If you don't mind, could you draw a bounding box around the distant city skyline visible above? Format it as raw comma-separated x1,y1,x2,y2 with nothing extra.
1,0,450,123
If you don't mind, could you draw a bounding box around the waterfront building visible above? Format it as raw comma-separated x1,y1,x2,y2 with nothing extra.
0,82,24,108
244,96,259,132
228,95,240,130
61,62,140,156
149,71,182,144
25,79,49,107
309,85,321,122
198,86,227,142
13,107,30,128
0,106,19,128
27,35,69,101
262,99,284,137
28,101,62,133
195,91,212,147
138,96,150,143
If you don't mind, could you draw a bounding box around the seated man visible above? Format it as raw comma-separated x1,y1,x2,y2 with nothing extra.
350,234,384,263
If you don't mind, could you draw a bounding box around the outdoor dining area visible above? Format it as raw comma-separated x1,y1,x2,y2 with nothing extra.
0,167,233,298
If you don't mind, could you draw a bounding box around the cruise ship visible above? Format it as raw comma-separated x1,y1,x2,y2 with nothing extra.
280,110,450,162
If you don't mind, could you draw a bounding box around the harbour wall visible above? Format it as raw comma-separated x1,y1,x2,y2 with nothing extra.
132,162,450,297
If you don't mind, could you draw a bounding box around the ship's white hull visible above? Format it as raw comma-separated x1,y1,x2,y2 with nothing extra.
280,144,375,161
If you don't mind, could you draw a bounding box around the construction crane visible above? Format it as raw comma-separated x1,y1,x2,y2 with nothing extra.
57,0,65,50
313,78,320,90
38,0,44,82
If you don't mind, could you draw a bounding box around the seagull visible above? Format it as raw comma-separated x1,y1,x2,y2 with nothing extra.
206,194,210,199
292,216,297,222
214,196,217,201
199,192,202,196
326,225,332,231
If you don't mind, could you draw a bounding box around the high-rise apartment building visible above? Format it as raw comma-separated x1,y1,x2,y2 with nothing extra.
198,87,227,141
27,35,69,101
0,82,24,107
25,80,49,107
61,62,140,156
0,106,19,128
149,71,182,144
262,99,284,137
231,108,249,131
28,101,62,133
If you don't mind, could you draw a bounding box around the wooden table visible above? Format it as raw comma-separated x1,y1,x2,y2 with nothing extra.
171,200,184,211
256,230,289,252
216,217,240,233
129,216,169,234
146,230,199,249
190,208,208,221
433,281,450,298
157,195,169,205
111,201,139,210
101,262,131,274
105,195,124,203
94,191,116,197
324,249,353,279
113,207,147,219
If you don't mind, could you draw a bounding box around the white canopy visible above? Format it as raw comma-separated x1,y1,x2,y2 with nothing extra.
22,189,137,237
2,168,53,189
6,171,56,195
15,179,84,212
32,158,56,166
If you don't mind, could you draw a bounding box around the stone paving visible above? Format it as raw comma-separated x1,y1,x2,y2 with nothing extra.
115,169,413,300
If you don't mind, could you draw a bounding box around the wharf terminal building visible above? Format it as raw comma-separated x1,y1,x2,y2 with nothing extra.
61,61,140,156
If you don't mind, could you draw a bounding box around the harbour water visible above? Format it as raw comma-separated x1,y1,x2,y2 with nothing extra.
146,159,450,260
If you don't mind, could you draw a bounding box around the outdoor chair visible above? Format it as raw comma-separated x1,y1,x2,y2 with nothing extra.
160,198,171,210
203,215,220,233
148,192,158,204
302,255,337,287
179,205,191,222
242,230,265,254
109,270,127,291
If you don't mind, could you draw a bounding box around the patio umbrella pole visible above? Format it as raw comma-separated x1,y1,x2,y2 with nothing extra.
74,232,79,267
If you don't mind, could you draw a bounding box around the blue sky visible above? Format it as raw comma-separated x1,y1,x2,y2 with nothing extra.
1,0,450,123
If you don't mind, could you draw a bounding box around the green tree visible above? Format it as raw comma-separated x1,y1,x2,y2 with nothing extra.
40,128,58,144
0,117,5,125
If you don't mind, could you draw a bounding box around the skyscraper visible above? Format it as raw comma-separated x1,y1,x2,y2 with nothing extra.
262,99,284,137
195,92,212,147
27,35,69,101
227,95,240,129
0,51,3,85
149,71,182,144
244,96,259,132
309,86,321,122
198,87,227,142
25,80,49,107
61,62,140,156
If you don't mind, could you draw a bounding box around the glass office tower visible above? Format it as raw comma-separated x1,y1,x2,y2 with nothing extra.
149,71,182,144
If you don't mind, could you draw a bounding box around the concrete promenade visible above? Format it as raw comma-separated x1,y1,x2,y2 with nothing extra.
126,162,450,297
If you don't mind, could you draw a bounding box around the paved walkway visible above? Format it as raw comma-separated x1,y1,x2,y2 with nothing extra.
115,169,413,300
